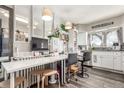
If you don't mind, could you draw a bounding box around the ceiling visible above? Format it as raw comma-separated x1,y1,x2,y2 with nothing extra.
40,5,124,24
14,5,124,25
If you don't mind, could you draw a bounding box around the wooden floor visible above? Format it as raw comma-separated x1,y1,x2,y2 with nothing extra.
65,67,124,88
31,67,124,88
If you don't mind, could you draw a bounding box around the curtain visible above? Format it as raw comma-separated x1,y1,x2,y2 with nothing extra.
87,34,91,49
117,27,123,45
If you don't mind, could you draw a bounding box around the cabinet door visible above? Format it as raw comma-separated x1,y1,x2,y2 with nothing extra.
92,55,101,67
122,53,124,71
113,56,122,71
101,55,113,69
113,52,122,71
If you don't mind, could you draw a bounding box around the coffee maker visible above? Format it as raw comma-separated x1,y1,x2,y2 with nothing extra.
113,43,120,50
121,43,124,50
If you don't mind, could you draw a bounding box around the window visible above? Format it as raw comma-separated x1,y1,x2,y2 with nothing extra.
90,32,103,47
106,30,118,47
89,28,119,48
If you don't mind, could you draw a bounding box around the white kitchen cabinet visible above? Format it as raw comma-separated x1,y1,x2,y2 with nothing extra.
92,55,101,67
100,54,113,69
92,51,123,71
121,53,124,71
92,52,102,67
113,52,122,71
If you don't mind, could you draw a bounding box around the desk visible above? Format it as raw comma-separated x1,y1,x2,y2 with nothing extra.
2,55,67,88
0,56,9,79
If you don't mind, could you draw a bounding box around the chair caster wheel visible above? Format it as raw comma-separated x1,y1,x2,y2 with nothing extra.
67,79,71,83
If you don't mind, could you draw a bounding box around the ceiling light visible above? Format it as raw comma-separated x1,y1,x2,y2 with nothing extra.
4,13,9,17
65,21,72,30
42,8,53,21
34,22,38,26
1,10,5,14
3,12,28,24
16,16,28,24
33,26,36,29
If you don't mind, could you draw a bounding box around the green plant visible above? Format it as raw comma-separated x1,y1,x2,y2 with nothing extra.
60,24,68,32
48,31,60,39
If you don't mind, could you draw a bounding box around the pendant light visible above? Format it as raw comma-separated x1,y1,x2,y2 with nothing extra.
42,7,53,21
65,21,72,30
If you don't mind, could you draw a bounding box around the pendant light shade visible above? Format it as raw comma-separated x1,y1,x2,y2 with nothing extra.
65,21,72,30
42,8,53,21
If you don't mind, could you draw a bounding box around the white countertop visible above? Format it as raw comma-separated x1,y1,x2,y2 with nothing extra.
2,55,68,73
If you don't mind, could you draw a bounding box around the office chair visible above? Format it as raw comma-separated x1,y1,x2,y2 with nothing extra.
66,53,79,82
78,51,91,78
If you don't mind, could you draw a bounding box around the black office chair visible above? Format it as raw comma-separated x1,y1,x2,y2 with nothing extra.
66,53,79,82
77,51,91,78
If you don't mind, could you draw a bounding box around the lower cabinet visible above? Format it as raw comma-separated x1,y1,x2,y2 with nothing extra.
92,51,123,71
92,55,101,67
121,53,124,71
113,53,122,71
100,55,113,69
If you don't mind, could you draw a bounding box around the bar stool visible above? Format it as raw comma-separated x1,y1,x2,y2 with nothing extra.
41,69,60,88
30,69,43,88
30,69,60,88
0,77,27,88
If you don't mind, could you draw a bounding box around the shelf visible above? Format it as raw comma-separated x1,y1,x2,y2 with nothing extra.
14,41,30,43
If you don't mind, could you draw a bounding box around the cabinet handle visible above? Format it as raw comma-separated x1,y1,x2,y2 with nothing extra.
93,55,97,63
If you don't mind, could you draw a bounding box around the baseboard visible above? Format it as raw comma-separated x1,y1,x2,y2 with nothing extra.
84,65,93,68
92,66,124,75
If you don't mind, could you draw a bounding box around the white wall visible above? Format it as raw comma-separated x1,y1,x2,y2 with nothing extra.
13,5,32,56
120,15,124,42
77,14,124,46
86,15,124,43
12,5,63,56
77,24,87,46
68,29,78,53
77,32,87,45
86,15,122,32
